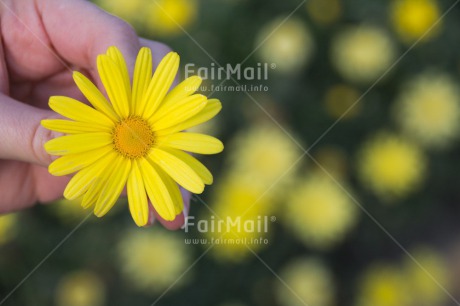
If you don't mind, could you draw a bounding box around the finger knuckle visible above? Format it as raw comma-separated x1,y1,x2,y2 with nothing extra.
111,18,137,39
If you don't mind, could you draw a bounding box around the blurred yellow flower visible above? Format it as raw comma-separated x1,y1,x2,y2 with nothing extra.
324,83,362,120
357,133,426,201
96,0,143,26
55,270,106,306
394,72,460,149
306,0,342,26
403,247,450,306
356,248,449,306
283,174,358,250
97,0,198,36
145,0,198,36
0,213,17,245
356,264,412,306
391,0,441,43
118,229,191,292
256,17,314,74
331,26,396,84
276,258,335,306
228,124,302,191
206,175,276,262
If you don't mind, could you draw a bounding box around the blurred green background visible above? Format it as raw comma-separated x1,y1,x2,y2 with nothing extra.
3,0,460,305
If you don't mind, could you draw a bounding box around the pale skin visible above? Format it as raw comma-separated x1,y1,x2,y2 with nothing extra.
0,0,189,229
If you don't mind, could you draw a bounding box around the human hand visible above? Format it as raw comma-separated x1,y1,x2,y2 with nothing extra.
0,0,188,229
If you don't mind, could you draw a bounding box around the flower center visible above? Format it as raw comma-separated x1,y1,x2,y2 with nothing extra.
113,116,155,159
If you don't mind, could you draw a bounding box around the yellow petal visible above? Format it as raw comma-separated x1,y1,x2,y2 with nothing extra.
106,46,131,102
97,55,130,117
81,152,122,209
148,148,204,194
63,151,117,200
82,181,102,209
94,157,131,217
154,165,184,215
163,148,213,185
48,146,112,176
44,133,112,155
73,71,119,121
132,47,152,116
49,96,113,127
141,52,179,118
63,167,96,200
151,94,207,130
82,157,118,209
158,76,202,113
41,119,111,134
139,158,176,221
127,160,149,226
156,99,222,135
158,132,223,155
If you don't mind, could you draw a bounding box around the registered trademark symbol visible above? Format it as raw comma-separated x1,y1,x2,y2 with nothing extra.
270,63,276,69
270,216,276,222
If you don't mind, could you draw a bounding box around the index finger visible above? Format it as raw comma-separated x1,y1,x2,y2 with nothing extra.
39,0,141,73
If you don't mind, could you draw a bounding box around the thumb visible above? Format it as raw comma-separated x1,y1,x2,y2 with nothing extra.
0,93,60,167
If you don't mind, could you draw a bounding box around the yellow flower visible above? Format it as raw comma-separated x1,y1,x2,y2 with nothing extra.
256,17,314,74
283,174,358,250
205,175,276,262
331,26,396,84
306,0,342,26
117,229,191,292
391,0,441,43
403,247,450,305
0,213,17,245
356,264,413,306
324,83,361,120
42,46,223,226
276,258,335,306
393,72,460,149
228,124,302,190
55,270,106,306
357,133,426,201
145,0,198,36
